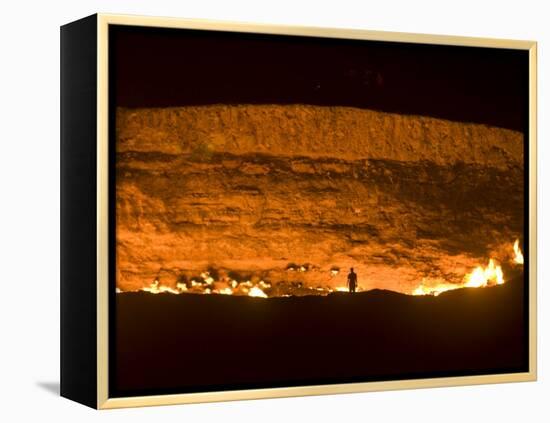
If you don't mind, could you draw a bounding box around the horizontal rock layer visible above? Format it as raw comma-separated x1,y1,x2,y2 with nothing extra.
115,104,524,293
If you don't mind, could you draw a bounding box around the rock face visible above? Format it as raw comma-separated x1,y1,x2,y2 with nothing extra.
115,104,524,294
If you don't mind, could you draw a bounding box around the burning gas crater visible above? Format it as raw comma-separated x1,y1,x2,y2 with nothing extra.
117,240,524,298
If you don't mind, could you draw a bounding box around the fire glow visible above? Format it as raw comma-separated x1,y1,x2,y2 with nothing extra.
513,239,524,264
134,274,273,298
412,239,523,297
118,239,524,298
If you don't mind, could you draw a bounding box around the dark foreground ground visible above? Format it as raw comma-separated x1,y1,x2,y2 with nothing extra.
113,277,527,397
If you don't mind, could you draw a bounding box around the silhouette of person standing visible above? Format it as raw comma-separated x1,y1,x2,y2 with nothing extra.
347,267,357,293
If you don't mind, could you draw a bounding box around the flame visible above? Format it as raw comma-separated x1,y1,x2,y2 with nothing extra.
124,240,523,298
412,258,504,296
513,239,524,264
135,275,270,298
412,280,459,296
412,239,522,296
141,280,180,295
248,286,268,298
258,280,271,289
464,258,504,287
200,272,214,285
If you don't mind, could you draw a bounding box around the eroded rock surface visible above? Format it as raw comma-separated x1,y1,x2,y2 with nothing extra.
116,104,524,293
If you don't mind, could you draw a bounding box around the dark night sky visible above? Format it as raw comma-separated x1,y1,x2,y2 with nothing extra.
110,25,529,132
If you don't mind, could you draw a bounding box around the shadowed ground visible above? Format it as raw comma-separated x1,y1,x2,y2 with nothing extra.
113,276,526,397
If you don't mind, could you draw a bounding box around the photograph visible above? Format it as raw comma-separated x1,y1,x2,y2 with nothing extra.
109,23,530,398
2,0,547,420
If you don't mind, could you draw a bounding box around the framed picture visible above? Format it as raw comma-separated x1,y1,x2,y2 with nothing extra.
60,13,537,409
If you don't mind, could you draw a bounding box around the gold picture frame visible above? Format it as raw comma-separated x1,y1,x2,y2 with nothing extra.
61,13,537,409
